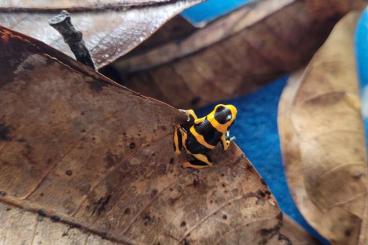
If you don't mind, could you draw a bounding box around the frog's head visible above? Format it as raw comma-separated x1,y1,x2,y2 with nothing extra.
208,104,237,133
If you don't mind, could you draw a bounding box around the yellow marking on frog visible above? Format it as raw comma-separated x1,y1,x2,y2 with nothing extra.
207,104,237,133
189,126,216,149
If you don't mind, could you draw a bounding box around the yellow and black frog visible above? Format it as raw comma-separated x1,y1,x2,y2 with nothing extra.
173,104,238,169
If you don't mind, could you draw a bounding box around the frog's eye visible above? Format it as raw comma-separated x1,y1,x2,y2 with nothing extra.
215,105,225,113
226,114,232,121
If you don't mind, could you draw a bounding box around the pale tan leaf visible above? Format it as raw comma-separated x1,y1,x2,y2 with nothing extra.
278,12,368,245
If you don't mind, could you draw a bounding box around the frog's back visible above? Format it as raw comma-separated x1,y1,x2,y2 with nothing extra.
194,119,222,145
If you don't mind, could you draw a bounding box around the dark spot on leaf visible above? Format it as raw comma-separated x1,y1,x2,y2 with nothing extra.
345,229,352,237
0,191,6,197
143,213,154,226
183,238,190,245
221,173,225,177
193,178,199,187
81,111,85,115
6,208,11,211
50,215,61,222
256,190,266,198
169,195,182,206
190,96,201,106
124,208,131,215
169,158,174,164
70,223,82,229
246,163,254,172
37,209,46,217
276,212,283,221
129,142,136,149
92,195,111,216
65,170,73,176
104,151,122,168
89,79,106,92
40,193,44,197
17,138,26,143
0,123,12,141
81,129,86,133
222,183,226,188
100,232,107,239
180,221,186,227
151,189,158,198
222,214,227,220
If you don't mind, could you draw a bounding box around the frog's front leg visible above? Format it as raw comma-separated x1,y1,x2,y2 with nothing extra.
173,125,183,155
180,109,204,126
182,153,213,169
220,131,236,151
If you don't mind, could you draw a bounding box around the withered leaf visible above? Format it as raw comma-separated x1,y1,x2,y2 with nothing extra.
0,0,201,69
0,0,173,10
112,0,366,108
0,26,296,244
278,12,368,245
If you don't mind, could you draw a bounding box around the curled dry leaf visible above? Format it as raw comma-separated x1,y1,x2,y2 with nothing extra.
0,0,173,10
0,26,296,244
278,12,368,245
0,0,201,69
112,0,366,108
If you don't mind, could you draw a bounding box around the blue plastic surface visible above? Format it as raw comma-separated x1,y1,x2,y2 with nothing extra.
182,0,250,25
356,9,368,138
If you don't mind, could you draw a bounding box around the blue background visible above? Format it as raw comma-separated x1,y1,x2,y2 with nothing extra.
183,1,368,244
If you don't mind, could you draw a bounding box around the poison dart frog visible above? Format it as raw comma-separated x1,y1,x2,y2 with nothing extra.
173,104,237,169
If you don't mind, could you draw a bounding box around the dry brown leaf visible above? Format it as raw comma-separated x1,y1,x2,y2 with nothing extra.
0,0,201,69
111,0,367,108
0,0,172,11
278,12,368,245
0,25,299,244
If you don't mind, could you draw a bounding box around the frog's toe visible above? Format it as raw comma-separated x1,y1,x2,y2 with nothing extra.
183,161,208,170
